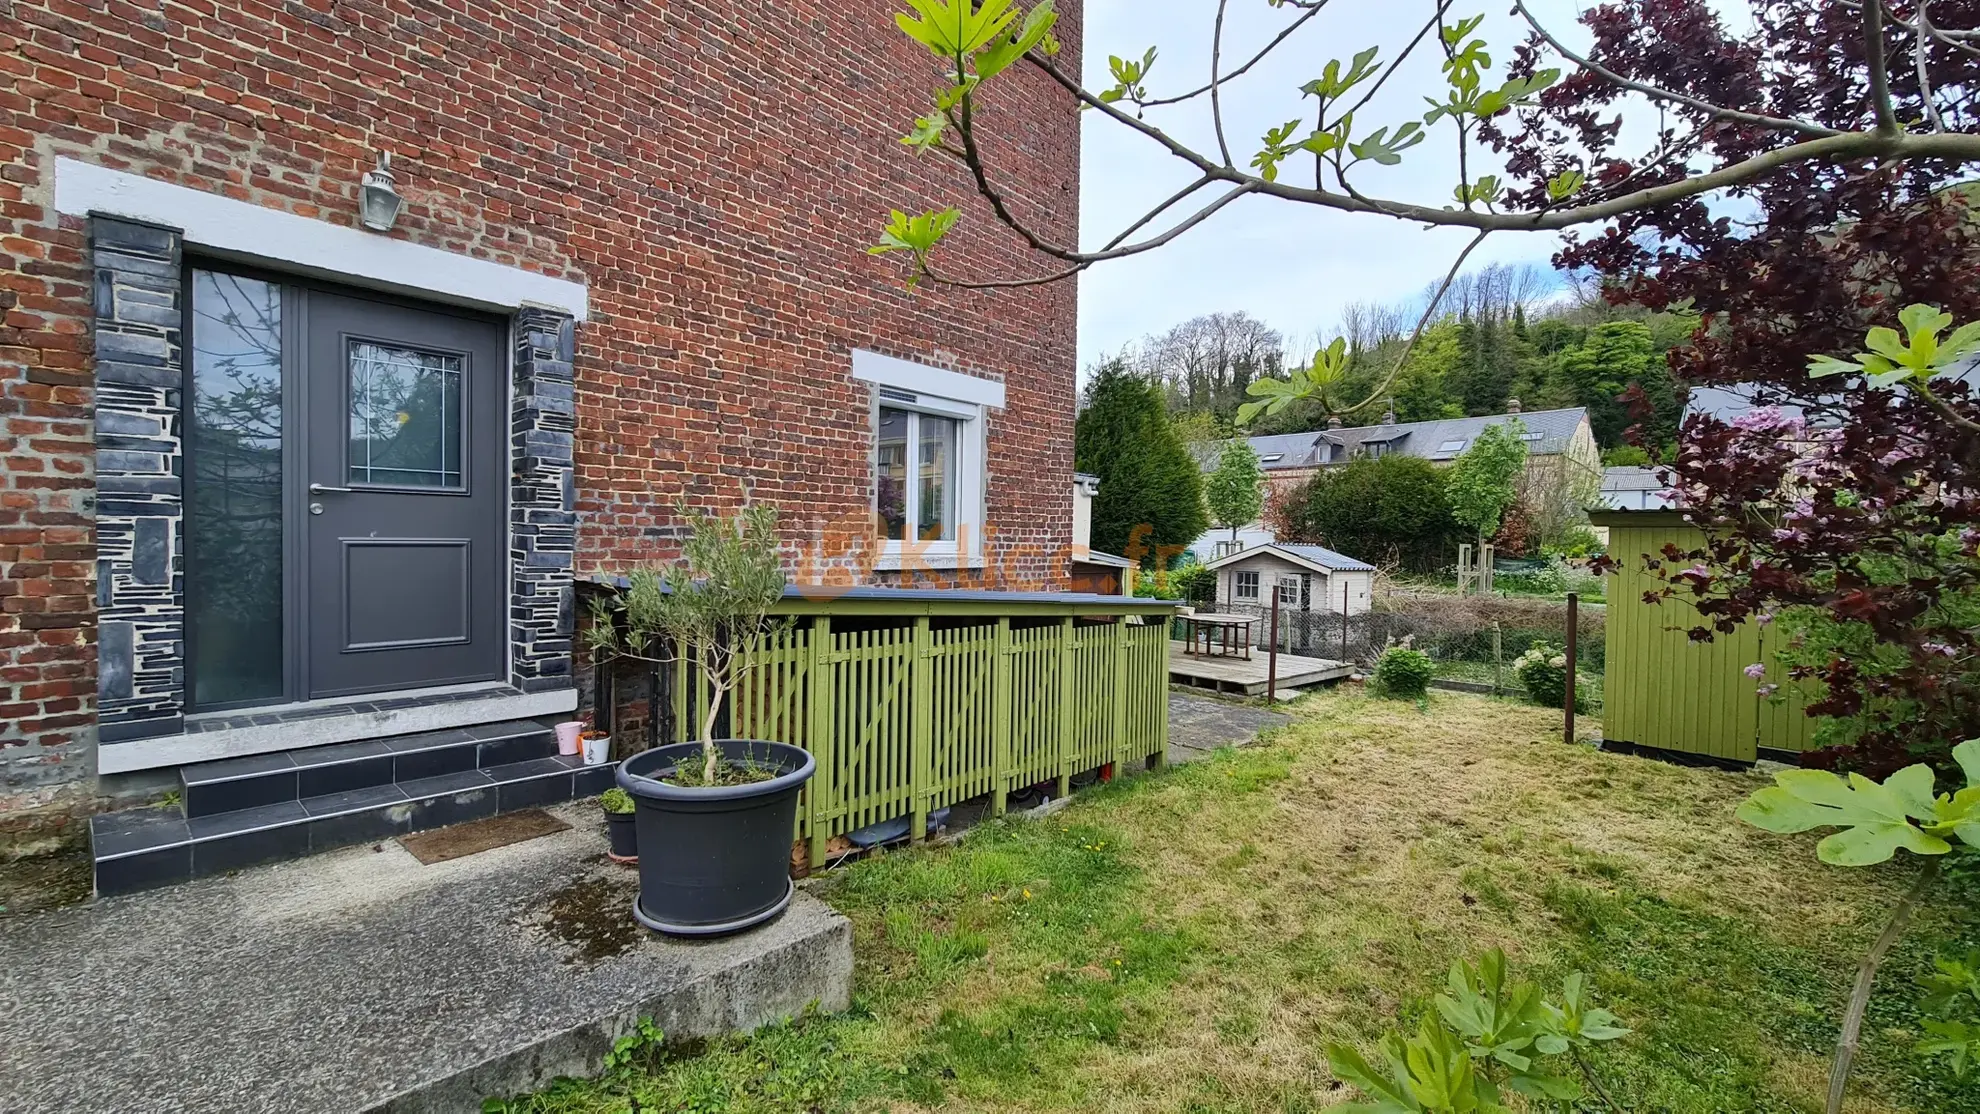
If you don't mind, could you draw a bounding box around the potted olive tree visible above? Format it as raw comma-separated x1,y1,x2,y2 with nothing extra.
586,504,815,936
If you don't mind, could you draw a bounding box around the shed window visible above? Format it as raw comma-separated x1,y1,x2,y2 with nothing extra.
1235,571,1259,600
1276,576,1300,606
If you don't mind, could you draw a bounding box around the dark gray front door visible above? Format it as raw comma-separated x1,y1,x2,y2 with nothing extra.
304,292,505,699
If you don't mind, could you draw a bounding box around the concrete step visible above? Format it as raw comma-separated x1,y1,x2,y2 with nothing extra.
90,721,616,897
179,719,560,817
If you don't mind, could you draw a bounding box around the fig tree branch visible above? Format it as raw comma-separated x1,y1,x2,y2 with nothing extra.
1330,227,1493,417
1509,0,1842,138
1211,0,1235,166
1136,0,1332,108
1864,0,1902,134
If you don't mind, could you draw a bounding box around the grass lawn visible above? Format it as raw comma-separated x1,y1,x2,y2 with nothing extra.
498,691,1977,1113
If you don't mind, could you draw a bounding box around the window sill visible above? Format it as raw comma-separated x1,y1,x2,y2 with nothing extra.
872,550,988,572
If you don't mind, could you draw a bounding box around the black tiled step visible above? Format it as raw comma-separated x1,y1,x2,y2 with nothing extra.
93,754,615,897
180,720,558,818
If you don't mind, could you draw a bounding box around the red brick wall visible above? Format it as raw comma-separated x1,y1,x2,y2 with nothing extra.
0,0,1082,818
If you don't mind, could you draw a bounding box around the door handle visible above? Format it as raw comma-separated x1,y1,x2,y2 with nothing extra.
309,483,354,495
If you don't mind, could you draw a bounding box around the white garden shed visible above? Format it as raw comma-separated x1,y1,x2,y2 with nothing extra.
1201,543,1376,616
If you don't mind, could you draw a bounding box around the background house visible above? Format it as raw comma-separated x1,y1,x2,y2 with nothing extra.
1195,403,1602,506
1202,544,1375,617
1188,522,1278,563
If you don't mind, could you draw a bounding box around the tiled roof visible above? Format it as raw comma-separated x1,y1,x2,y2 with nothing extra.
1203,542,1376,573
1275,544,1376,572
1602,465,1665,492
1195,407,1588,472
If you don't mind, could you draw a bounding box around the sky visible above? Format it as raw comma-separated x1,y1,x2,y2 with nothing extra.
1071,0,1661,371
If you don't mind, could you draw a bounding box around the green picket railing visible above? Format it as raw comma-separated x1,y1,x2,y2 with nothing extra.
658,609,1173,867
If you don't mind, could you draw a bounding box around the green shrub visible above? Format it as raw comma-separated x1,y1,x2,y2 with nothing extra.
1494,554,1604,598
1542,523,1605,560
1421,626,1606,671
1373,645,1434,699
1135,562,1217,605
1291,455,1463,573
1513,642,1591,712
601,787,636,814
1172,563,1217,606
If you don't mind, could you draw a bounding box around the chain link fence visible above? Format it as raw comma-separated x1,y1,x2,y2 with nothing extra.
1188,591,1603,707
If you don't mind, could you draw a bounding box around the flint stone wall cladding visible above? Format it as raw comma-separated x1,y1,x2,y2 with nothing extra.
0,0,1081,815
89,218,185,744
512,308,577,694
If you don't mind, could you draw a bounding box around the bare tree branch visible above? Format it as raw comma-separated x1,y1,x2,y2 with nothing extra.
1029,50,1980,232
1211,0,1236,167
1336,0,1451,125
1855,0,1980,55
1865,0,1902,134
1138,0,1333,108
1510,0,1842,138
1100,176,1216,251
915,181,1261,289
920,262,1084,290
1440,9,1475,208
1915,0,1947,130
1913,381,1980,435
931,136,1215,258
889,1,1980,303
1335,227,1493,416
1826,858,1940,1114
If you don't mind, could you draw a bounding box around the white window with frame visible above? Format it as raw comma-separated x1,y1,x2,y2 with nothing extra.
853,350,1002,569
1277,575,1300,607
1234,570,1260,600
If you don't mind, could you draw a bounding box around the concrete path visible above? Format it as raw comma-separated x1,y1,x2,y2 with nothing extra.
0,800,851,1114
1167,690,1292,764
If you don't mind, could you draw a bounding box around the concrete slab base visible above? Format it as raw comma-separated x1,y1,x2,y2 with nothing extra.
1166,691,1291,763
0,800,852,1114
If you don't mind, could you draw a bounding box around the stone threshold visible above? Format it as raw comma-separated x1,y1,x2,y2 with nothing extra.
98,682,579,774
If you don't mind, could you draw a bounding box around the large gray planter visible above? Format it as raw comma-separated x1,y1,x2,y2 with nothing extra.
616,740,815,937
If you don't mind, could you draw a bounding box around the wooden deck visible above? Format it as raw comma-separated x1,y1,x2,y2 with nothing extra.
1166,642,1356,696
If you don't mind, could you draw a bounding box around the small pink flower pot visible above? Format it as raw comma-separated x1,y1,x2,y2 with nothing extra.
554,720,583,756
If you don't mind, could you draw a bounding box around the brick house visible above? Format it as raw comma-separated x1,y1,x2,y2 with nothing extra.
0,0,1083,865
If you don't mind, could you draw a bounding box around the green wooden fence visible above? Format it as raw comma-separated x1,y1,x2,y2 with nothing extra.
660,613,1173,867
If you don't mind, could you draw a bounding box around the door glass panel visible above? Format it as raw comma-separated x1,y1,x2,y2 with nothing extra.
875,407,909,542
188,271,285,707
917,413,957,542
347,341,463,488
